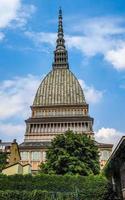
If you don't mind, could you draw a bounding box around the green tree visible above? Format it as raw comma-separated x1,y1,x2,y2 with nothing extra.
0,152,8,172
39,131,100,175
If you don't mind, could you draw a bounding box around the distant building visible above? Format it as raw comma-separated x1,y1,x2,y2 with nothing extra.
0,139,21,165
2,162,31,176
0,139,31,175
19,8,113,172
97,142,113,169
19,142,48,172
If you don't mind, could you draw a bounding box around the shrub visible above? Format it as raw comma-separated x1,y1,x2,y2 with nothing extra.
0,174,116,200
0,190,116,200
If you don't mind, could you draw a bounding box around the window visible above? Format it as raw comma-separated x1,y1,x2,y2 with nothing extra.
21,152,29,161
31,152,41,161
0,145,4,150
101,150,111,161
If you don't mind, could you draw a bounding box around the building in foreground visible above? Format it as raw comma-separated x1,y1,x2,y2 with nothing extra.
106,136,125,200
19,8,113,172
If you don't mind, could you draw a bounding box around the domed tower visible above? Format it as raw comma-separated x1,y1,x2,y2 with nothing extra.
25,8,93,142
20,8,95,171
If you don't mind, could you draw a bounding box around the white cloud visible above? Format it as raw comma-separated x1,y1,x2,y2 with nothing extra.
0,122,25,142
9,4,36,29
0,74,46,142
72,17,125,35
0,32,5,41
67,17,125,71
66,34,112,57
0,0,36,41
25,31,56,47
68,17,124,51
79,79,103,104
106,46,125,70
0,0,21,29
0,74,41,120
95,127,124,146
67,17,125,70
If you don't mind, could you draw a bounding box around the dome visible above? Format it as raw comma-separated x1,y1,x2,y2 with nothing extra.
33,68,86,106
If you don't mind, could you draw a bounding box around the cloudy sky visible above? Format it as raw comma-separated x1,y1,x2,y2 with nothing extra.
0,0,125,146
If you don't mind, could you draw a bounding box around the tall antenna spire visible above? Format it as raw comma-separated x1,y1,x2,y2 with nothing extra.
57,7,64,48
53,8,69,69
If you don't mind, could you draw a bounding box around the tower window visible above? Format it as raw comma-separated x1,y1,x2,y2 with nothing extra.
21,152,29,161
31,152,41,161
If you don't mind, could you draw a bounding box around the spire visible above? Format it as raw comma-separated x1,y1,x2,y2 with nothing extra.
57,7,64,48
53,8,69,69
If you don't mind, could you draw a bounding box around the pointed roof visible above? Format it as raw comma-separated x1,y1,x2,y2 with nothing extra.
57,7,65,48
33,8,86,107
53,8,69,69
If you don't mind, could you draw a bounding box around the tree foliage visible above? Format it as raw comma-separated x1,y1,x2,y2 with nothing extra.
39,131,100,175
0,152,8,172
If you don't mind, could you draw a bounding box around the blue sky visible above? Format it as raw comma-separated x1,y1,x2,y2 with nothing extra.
0,0,125,145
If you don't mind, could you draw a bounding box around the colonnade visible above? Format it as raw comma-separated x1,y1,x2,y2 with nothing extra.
27,122,91,134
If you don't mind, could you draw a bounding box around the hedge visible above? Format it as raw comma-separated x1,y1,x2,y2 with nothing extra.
0,190,115,200
0,174,116,200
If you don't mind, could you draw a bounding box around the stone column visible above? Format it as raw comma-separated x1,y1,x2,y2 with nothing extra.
34,124,37,133
43,124,45,133
38,124,40,133
33,124,35,133
51,123,53,133
46,124,48,133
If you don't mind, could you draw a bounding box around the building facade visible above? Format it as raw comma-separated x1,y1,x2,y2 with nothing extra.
19,9,112,172
106,136,125,200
